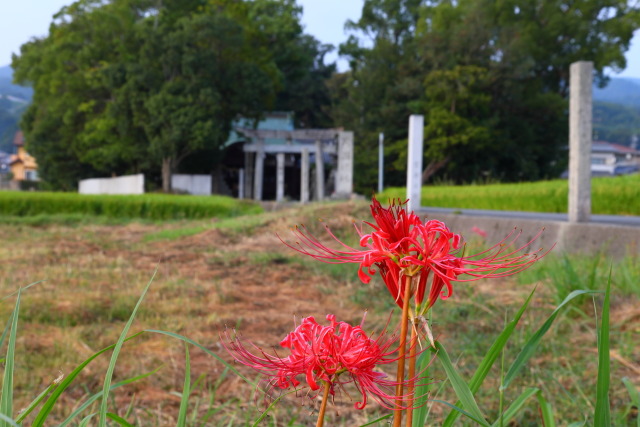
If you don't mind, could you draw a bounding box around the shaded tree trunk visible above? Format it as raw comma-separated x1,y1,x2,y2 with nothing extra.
422,157,450,183
162,157,173,193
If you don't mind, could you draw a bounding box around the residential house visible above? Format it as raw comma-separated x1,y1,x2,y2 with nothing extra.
9,131,38,181
591,141,640,176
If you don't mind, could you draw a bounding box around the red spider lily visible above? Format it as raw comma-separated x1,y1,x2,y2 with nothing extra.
281,197,547,314
221,313,422,410
471,225,488,238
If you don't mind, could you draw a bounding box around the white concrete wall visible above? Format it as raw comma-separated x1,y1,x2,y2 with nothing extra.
171,174,212,195
79,174,144,195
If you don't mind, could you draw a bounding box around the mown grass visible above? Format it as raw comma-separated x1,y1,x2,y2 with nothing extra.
379,174,640,215
0,201,637,425
0,191,263,221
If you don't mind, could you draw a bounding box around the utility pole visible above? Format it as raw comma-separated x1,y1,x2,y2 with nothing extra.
378,133,384,194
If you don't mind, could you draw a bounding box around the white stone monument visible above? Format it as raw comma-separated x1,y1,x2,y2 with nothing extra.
253,141,264,201
276,152,285,202
406,115,424,212
334,131,354,198
568,61,593,223
315,140,325,201
301,148,310,204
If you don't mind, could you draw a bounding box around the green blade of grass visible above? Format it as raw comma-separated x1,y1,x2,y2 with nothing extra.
594,274,611,425
431,399,490,426
502,289,598,390
15,380,58,423
537,390,556,427
30,332,144,427
0,288,20,426
432,341,489,427
1,280,43,301
443,287,536,427
0,415,18,427
78,413,96,427
0,280,44,363
59,367,160,427
622,377,640,427
360,414,392,426
106,412,135,426
491,387,539,427
177,344,191,427
411,350,434,427
251,389,298,427
98,269,156,427
144,329,250,383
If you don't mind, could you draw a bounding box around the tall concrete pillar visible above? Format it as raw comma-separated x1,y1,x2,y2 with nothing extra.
406,115,424,212
238,168,244,199
253,140,264,201
335,131,354,198
314,140,325,201
244,152,253,200
569,61,593,223
276,152,285,202
301,148,310,204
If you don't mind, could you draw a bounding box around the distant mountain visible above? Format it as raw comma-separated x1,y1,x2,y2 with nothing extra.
0,65,32,101
592,77,640,146
0,65,12,79
593,77,640,108
0,65,31,153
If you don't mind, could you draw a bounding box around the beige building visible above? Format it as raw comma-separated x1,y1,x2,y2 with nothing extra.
9,131,38,181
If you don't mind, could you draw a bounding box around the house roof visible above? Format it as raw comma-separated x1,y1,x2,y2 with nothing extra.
592,141,640,155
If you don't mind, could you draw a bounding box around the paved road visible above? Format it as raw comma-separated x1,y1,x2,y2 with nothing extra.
416,206,640,227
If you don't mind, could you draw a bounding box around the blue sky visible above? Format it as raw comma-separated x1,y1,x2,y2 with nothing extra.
1,0,638,78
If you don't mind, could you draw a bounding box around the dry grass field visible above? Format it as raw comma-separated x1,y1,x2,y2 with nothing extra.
0,200,638,425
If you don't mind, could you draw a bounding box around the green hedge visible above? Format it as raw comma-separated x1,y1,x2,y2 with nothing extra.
378,174,640,216
0,192,263,220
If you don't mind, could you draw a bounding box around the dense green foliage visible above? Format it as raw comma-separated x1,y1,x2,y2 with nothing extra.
335,0,640,192
378,174,640,215
593,101,640,145
0,192,262,220
8,0,640,193
11,0,333,191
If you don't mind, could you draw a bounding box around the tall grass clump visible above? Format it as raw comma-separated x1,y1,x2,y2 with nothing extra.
379,174,640,215
517,252,640,301
0,192,262,221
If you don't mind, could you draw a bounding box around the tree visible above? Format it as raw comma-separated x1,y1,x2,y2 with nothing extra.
335,0,640,188
334,0,424,193
12,0,153,189
135,9,277,191
12,0,332,191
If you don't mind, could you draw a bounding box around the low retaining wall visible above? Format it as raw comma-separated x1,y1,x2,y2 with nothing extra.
418,210,640,259
171,174,211,195
79,174,144,195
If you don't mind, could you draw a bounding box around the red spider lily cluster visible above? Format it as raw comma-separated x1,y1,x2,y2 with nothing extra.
221,313,419,410
282,197,546,315
222,196,548,425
